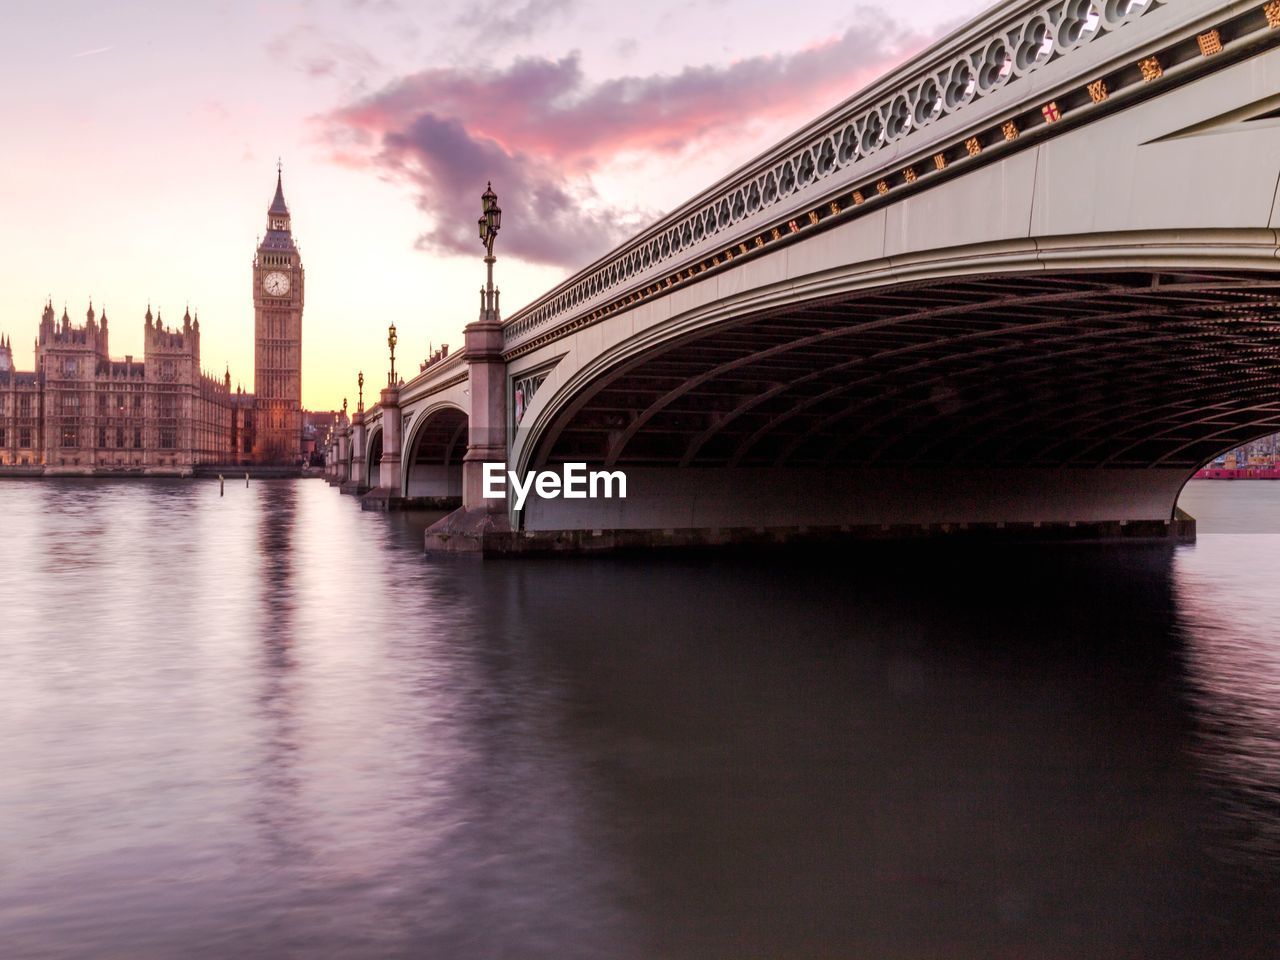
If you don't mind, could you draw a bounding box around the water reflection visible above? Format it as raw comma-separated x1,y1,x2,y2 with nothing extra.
0,479,1278,958
1175,536,1280,873
257,480,298,630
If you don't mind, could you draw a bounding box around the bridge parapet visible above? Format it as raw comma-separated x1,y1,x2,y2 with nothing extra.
397,347,466,404
502,0,1268,355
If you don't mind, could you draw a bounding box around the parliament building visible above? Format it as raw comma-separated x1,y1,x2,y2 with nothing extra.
0,170,306,474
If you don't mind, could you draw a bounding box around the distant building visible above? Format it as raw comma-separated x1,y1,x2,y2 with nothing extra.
0,169,322,475
231,386,257,464
303,410,341,465
0,302,233,474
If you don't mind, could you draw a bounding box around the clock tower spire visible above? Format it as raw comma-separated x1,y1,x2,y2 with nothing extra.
252,162,305,464
268,158,291,232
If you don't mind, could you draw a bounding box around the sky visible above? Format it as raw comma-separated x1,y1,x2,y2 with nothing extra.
0,0,990,410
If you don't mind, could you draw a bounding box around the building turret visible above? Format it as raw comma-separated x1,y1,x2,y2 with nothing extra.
39,301,55,346
84,300,103,357
0,334,12,373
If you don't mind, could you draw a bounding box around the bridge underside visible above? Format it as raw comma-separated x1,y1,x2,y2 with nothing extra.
508,268,1280,547
404,407,466,506
366,430,383,490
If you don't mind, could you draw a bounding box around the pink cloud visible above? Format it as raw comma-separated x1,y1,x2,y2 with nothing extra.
322,12,927,269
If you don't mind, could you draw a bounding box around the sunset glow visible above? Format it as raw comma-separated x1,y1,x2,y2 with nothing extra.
2,0,986,410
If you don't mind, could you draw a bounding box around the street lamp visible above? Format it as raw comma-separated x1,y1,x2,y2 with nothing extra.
479,181,501,251
479,181,502,320
388,323,398,386
358,370,364,408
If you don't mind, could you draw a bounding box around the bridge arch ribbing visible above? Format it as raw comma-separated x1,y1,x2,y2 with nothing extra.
505,232,1280,536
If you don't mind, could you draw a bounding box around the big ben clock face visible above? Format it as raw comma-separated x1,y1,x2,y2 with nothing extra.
263,271,290,296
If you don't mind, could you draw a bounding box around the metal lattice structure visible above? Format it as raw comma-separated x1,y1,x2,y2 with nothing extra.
536,270,1280,472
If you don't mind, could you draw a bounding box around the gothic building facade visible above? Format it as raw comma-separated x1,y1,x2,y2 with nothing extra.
0,303,234,473
0,170,307,473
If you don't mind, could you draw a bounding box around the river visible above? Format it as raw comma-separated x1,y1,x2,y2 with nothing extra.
1,477,1278,958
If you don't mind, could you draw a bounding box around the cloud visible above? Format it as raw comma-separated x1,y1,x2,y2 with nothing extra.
267,24,384,91
322,8,925,269
372,112,652,267
461,0,578,43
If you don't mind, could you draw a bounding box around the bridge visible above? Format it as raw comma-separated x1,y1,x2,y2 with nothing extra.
326,0,1280,554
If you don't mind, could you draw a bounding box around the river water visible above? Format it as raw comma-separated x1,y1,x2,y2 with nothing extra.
1,478,1278,958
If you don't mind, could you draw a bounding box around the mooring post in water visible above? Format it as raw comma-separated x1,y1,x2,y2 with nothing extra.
246,472,250,487
219,474,225,497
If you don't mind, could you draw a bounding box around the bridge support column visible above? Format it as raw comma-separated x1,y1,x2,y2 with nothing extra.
461,317,508,513
362,386,407,511
334,427,350,485
340,410,367,496
425,316,512,552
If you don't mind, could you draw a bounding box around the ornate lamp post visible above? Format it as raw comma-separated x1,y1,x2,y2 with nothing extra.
478,181,502,320
357,370,364,409
388,323,398,386
453,180,508,518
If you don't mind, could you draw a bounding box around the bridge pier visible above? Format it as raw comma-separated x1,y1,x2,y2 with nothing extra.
362,385,408,511
425,315,512,549
332,426,350,486
325,435,339,484
340,408,368,496
460,316,508,514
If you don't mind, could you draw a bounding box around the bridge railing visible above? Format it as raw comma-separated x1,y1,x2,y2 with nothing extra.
500,0,1235,353
396,342,466,399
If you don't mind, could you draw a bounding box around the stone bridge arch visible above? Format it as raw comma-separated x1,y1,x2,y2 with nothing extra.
402,403,468,505
510,233,1280,539
365,426,383,490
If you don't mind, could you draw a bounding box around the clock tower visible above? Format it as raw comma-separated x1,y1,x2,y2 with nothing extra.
252,164,304,463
